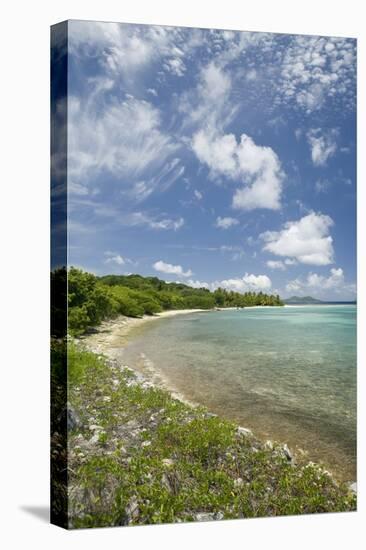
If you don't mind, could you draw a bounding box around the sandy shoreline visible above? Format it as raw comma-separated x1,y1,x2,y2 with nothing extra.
80,308,209,352
79,308,211,407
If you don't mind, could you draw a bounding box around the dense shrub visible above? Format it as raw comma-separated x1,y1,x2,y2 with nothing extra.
61,268,284,335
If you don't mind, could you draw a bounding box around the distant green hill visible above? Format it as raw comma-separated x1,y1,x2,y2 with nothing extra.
284,296,324,304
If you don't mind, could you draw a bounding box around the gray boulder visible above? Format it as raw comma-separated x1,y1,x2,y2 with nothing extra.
67,404,82,431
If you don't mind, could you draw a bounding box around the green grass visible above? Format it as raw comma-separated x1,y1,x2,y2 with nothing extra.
67,344,356,529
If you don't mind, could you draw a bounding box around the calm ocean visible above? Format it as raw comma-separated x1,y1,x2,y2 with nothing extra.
122,305,357,481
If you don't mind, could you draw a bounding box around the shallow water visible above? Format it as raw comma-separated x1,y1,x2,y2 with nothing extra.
122,306,357,481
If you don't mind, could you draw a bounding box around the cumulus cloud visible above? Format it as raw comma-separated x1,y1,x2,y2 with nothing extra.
260,212,334,265
307,267,344,289
220,273,272,292
285,268,356,298
153,260,193,277
307,128,338,166
266,260,286,270
215,216,239,229
185,273,272,293
104,253,125,266
192,131,284,210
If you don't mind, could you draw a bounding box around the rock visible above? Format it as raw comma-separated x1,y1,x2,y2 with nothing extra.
282,444,293,461
237,426,253,437
195,512,224,522
162,458,175,468
349,482,357,494
233,477,244,488
67,404,82,431
89,424,102,432
125,420,139,430
264,440,273,450
103,396,111,402
89,434,100,445
141,440,151,447
125,496,139,523
161,473,172,492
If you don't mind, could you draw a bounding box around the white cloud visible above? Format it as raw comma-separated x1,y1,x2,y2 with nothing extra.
192,131,284,210
315,178,331,193
285,268,356,298
184,273,272,293
68,94,179,194
185,279,210,289
164,56,186,76
153,260,192,278
80,205,185,233
279,36,356,113
307,128,338,166
294,128,303,140
246,68,257,81
285,279,303,293
215,216,239,229
104,252,125,266
149,217,184,231
266,260,286,270
194,190,203,200
68,21,202,82
284,258,297,266
260,212,334,265
180,62,234,132
307,267,344,289
217,273,272,293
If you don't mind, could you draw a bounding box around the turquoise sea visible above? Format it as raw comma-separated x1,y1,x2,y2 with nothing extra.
122,305,357,481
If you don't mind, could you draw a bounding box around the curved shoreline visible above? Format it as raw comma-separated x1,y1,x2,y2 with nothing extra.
79,309,211,407
79,309,356,487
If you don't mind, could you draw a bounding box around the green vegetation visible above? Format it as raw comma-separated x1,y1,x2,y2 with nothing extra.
63,267,284,335
67,344,356,528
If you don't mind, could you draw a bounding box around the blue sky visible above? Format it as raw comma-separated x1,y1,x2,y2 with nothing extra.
65,20,356,300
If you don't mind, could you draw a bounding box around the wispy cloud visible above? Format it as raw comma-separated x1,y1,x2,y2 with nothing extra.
307,128,338,166
68,94,180,195
267,260,286,270
215,216,239,229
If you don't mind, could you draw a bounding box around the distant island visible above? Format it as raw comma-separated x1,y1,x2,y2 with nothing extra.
284,296,356,305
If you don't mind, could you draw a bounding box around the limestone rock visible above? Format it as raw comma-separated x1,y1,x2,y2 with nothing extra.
237,426,253,437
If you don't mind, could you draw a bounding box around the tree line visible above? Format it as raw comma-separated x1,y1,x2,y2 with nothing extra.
52,268,284,336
